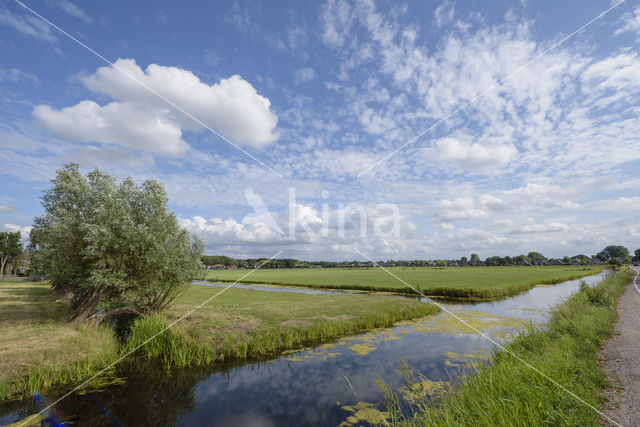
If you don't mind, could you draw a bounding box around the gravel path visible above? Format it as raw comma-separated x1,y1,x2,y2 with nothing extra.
600,267,640,426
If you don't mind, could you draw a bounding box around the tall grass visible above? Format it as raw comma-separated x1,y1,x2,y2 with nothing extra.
0,325,119,401
124,302,439,368
389,268,632,426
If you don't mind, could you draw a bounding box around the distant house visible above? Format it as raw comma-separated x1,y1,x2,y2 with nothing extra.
228,265,238,270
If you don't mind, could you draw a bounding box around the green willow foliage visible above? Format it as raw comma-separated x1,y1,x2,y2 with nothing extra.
30,163,203,323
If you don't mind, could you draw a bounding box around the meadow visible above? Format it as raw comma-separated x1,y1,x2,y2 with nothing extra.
0,280,437,401
0,281,118,402
206,265,605,298
390,268,633,426
126,284,439,367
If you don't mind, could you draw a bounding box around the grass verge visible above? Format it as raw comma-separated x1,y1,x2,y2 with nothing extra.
0,282,118,402
389,268,632,426
125,285,439,367
206,266,604,299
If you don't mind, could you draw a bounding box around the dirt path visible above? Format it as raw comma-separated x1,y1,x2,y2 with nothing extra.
600,267,640,426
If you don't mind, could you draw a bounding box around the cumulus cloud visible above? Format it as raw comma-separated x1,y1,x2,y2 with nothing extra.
180,215,284,244
429,138,517,170
1,223,32,236
179,198,423,259
34,101,189,155
34,59,279,154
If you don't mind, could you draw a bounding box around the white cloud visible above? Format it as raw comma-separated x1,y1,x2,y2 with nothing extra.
614,7,640,36
434,1,455,28
34,59,279,153
52,0,92,24
0,68,40,84
502,183,582,210
1,223,32,237
34,101,189,155
508,221,569,234
429,137,517,170
434,197,487,222
293,67,316,84
0,204,16,214
180,215,284,244
179,198,425,259
582,52,640,92
588,196,640,212
480,195,509,212
321,0,353,48
0,7,57,42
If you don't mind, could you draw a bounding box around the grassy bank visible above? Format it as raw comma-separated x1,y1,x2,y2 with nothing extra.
0,281,438,401
207,266,604,299
0,281,119,402
391,268,633,426
125,285,439,367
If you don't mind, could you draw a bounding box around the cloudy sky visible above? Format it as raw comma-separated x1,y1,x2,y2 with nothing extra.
1,0,640,261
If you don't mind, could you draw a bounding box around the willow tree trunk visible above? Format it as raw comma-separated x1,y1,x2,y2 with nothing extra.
68,286,141,327
68,287,108,325
0,255,7,279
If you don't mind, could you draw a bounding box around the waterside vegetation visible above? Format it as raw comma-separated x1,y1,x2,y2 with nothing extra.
125,285,439,367
387,268,633,426
0,280,437,401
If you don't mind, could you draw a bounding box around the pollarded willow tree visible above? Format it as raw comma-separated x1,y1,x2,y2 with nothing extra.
30,163,203,324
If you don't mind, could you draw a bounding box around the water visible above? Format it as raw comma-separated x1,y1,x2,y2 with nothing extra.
191,280,359,296
0,271,611,427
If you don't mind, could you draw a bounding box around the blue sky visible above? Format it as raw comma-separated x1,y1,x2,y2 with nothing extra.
1,0,640,260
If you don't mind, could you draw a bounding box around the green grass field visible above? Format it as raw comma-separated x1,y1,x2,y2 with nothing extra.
206,266,604,298
126,284,439,367
391,268,633,426
0,281,119,401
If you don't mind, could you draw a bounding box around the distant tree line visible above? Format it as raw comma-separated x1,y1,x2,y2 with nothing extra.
203,245,638,270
